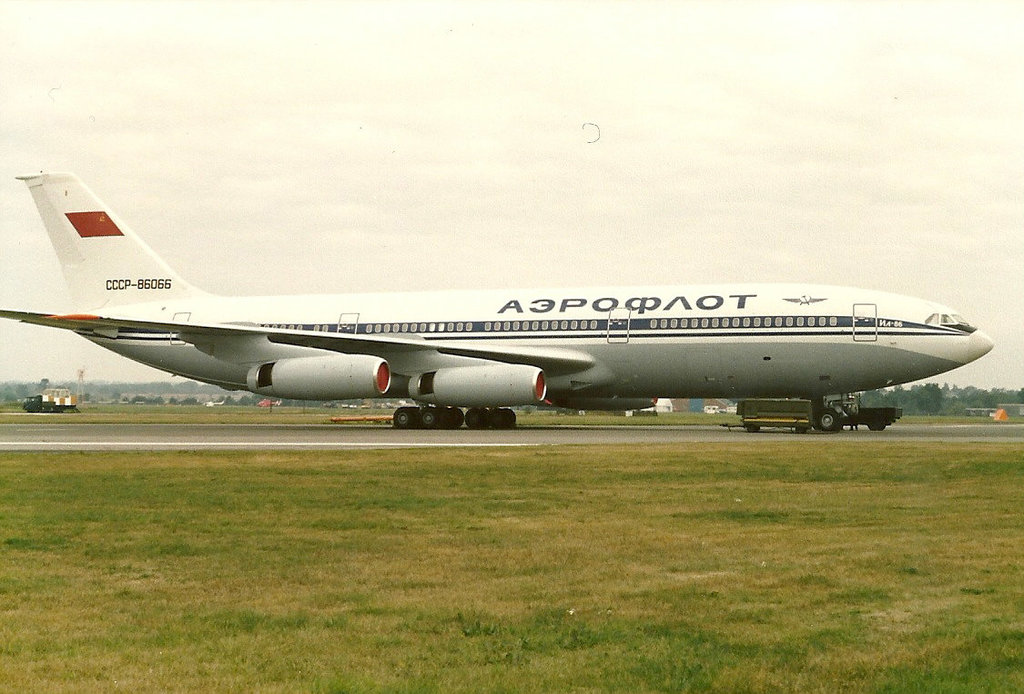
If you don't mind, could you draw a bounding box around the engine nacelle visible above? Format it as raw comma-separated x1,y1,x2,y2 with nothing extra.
409,364,546,407
548,396,656,411
246,354,391,400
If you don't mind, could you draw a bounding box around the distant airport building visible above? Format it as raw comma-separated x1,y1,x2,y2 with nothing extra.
655,398,734,414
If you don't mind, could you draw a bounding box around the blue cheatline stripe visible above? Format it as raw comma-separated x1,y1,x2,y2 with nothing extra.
253,315,961,341
87,315,965,343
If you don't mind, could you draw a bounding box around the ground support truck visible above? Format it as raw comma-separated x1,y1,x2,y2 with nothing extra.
736,399,813,433
738,397,902,433
22,388,79,413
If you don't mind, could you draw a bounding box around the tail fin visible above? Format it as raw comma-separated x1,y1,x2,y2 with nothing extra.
16,172,205,310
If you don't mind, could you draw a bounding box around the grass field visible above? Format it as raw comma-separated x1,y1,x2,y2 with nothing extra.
2,443,1023,692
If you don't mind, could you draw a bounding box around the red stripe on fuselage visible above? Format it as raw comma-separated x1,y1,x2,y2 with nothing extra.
66,211,123,237
46,313,101,320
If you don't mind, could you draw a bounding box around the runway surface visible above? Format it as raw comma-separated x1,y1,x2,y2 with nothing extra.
2,422,1022,451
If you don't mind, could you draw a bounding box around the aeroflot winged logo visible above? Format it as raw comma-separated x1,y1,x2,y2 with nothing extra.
783,295,828,306
65,211,124,238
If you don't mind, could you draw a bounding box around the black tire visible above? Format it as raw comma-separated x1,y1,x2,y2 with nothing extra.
744,424,760,433
419,407,440,429
491,408,517,429
465,407,490,429
867,422,887,431
817,410,842,432
442,407,465,429
392,407,420,429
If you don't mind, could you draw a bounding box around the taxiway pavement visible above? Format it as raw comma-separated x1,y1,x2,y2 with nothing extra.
2,422,1022,451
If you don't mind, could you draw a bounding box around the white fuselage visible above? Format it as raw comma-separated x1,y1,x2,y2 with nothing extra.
88,282,992,401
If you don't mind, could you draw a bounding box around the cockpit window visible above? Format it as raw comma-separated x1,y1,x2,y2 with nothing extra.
925,313,976,333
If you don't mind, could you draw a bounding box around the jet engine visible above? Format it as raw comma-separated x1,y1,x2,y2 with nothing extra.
409,364,546,407
548,396,656,411
246,354,391,400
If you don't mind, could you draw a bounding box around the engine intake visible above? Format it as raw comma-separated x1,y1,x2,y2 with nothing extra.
246,354,390,400
409,363,546,407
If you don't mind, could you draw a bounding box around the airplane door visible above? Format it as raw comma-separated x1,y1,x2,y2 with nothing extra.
607,308,631,344
852,303,877,342
338,313,360,334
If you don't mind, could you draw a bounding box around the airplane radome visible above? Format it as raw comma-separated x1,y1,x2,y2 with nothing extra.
2,173,993,431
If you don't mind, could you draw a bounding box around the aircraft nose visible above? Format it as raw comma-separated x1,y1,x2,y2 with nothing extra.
964,330,994,363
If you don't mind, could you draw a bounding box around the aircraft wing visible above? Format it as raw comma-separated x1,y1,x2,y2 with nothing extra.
0,309,595,374
268,331,594,373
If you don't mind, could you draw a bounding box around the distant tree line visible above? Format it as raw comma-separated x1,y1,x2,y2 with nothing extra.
0,379,250,406
861,384,1024,416
0,380,357,408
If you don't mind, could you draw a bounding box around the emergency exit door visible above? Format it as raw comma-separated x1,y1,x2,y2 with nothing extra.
607,308,631,343
852,303,877,342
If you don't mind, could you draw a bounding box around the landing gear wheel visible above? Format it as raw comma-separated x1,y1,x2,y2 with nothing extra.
392,407,421,429
817,409,843,432
441,406,465,429
491,408,517,429
419,407,440,429
465,407,490,429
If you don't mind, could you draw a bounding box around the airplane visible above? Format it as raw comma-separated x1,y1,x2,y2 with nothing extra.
1,172,993,431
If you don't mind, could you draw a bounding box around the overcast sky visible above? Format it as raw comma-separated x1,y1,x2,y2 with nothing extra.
1,0,1021,389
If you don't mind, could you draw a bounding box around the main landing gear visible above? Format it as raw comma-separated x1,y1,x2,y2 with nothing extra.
392,406,518,430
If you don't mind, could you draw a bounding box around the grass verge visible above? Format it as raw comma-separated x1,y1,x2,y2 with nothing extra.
1,443,1023,692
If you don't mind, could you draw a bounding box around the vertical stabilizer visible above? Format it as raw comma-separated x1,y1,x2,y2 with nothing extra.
15,172,204,310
